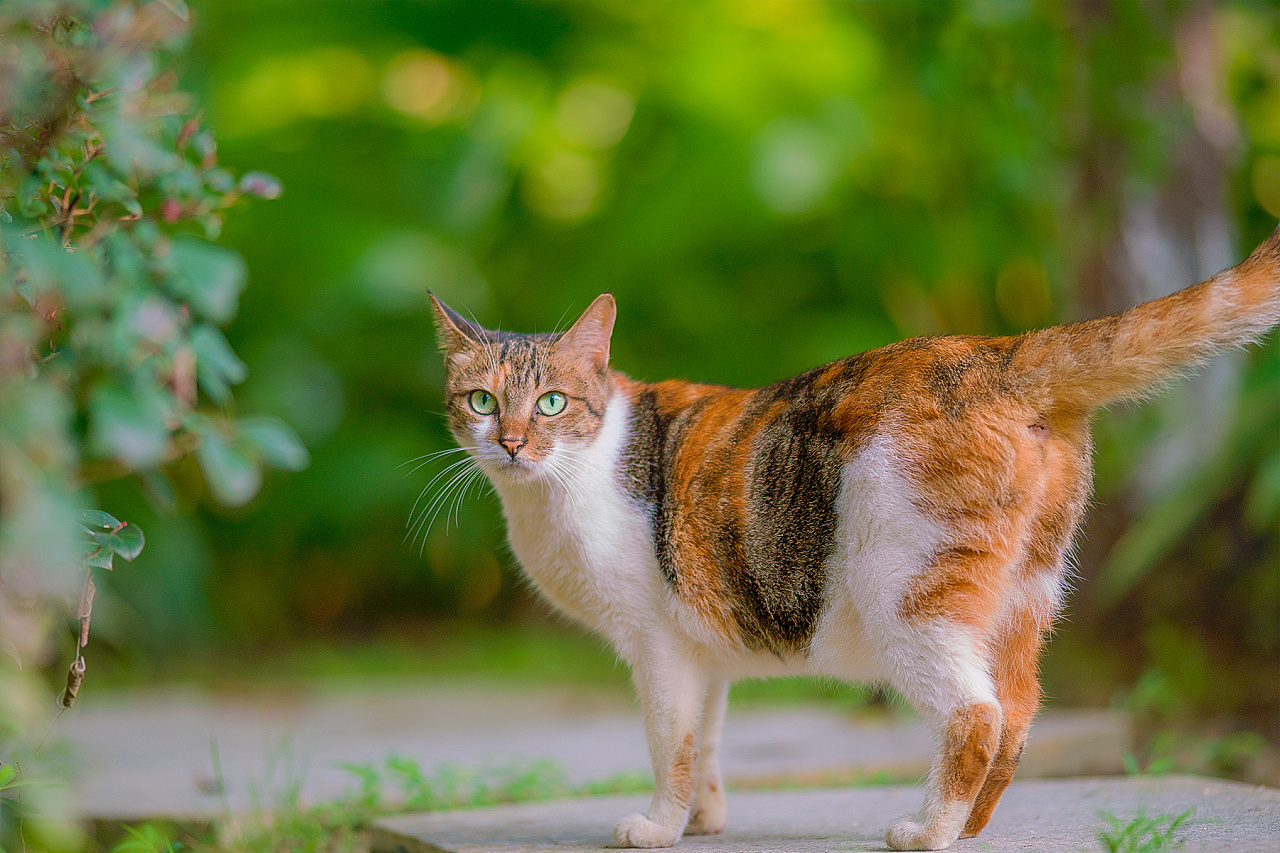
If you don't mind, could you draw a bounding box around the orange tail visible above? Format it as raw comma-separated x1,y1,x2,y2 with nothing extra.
1016,223,1280,412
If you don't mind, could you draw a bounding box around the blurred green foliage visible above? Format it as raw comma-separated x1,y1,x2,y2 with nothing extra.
4,0,1278,743
147,0,1279,726
0,2,306,844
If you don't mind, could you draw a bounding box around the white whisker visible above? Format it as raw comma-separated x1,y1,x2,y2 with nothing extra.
416,462,485,554
406,455,477,530
399,446,470,477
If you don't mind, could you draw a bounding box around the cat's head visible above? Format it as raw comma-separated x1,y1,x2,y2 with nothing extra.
429,293,616,482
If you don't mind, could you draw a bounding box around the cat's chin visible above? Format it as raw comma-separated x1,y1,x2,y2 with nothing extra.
483,456,542,484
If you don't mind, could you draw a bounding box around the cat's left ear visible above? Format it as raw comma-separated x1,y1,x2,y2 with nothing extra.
556,293,615,373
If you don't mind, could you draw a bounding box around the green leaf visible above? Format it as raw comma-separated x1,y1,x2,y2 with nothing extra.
90,384,170,469
1244,446,1280,532
8,232,106,306
82,539,115,570
112,823,179,853
84,162,136,204
167,237,246,323
239,416,310,471
89,521,145,561
1097,383,1278,608
190,324,247,405
196,428,262,506
79,509,122,531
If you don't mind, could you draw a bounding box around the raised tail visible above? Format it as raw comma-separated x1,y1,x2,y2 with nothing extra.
1014,223,1280,413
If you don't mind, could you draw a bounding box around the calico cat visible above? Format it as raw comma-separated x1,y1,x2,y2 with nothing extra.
428,224,1280,851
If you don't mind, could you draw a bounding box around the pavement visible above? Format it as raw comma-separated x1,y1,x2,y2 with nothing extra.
370,775,1280,853
55,682,1280,851
56,682,1132,823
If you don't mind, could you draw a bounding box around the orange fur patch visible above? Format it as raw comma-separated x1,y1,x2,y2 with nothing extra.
938,703,1000,805
962,606,1046,838
669,731,698,808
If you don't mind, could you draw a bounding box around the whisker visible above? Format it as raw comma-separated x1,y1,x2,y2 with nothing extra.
398,446,470,477
416,464,483,554
410,466,469,546
405,456,477,531
550,306,574,336
450,467,488,530
418,458,484,537
405,462,472,548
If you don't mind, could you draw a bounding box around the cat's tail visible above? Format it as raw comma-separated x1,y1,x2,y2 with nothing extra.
1016,223,1280,412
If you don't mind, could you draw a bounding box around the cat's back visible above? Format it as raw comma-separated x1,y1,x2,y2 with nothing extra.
615,334,1091,656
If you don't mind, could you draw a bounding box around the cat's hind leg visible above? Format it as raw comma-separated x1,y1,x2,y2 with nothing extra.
961,565,1060,837
869,548,1014,851
614,649,709,848
883,652,1001,851
684,677,729,835
959,618,1039,839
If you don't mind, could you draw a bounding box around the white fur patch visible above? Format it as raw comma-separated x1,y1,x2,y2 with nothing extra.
811,435,997,719
488,389,663,662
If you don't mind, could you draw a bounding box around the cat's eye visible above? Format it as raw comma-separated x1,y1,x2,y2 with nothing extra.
468,390,497,415
537,391,567,416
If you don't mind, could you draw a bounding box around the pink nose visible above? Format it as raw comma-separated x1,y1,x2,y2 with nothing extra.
500,437,526,459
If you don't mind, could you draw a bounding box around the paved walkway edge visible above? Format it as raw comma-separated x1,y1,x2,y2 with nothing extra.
371,775,1280,853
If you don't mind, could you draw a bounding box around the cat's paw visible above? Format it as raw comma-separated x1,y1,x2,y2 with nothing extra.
684,788,727,835
614,812,681,848
885,815,955,851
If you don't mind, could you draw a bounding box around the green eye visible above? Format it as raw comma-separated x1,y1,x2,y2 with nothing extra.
537,391,567,416
468,390,497,415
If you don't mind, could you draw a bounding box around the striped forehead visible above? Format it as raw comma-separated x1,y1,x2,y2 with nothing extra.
445,328,566,390
489,335,549,386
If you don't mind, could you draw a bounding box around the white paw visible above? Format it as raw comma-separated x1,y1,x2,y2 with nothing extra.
685,788,727,835
614,812,681,848
885,815,955,851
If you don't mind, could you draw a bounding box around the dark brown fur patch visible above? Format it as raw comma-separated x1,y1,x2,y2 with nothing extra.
619,355,896,653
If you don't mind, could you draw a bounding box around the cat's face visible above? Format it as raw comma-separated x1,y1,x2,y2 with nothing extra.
430,294,616,482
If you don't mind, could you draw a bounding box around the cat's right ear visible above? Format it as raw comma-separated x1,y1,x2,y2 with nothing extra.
429,293,484,356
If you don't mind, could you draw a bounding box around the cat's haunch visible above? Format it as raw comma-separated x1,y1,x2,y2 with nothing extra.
428,223,1279,851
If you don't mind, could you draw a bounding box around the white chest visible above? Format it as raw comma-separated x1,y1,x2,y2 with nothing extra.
492,392,660,638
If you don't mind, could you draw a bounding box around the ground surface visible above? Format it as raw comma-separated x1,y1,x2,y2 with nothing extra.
371,776,1280,853
58,683,1129,821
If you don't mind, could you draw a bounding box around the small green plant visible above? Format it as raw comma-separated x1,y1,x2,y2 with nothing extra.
1096,808,1194,853
578,770,654,797
112,823,183,853
1122,751,1177,777
1124,729,1268,781
335,755,581,813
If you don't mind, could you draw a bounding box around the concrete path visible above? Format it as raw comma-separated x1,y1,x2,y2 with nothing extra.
371,775,1280,853
57,683,1129,823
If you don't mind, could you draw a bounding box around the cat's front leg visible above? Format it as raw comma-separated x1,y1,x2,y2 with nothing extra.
684,677,729,835
614,650,709,848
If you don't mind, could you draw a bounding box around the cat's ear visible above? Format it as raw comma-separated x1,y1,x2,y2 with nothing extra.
429,293,484,355
556,293,616,373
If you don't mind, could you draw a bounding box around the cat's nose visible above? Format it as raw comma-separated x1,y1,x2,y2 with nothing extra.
500,437,526,459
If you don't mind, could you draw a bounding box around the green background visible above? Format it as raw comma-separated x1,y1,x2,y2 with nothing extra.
87,0,1279,751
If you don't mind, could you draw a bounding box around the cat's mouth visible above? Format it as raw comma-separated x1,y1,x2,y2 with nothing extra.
486,453,540,481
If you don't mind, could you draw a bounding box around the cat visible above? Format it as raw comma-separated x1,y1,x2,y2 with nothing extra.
427,223,1280,851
